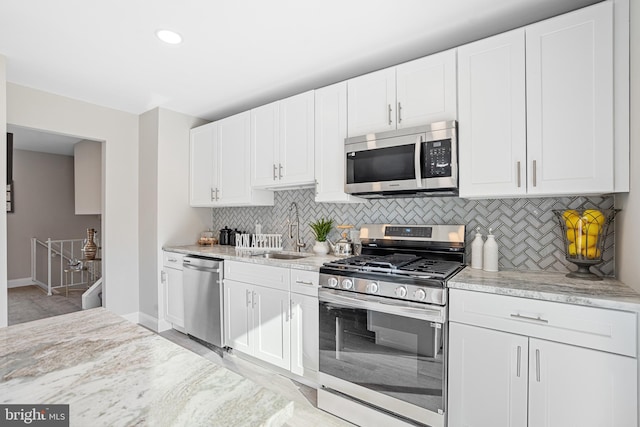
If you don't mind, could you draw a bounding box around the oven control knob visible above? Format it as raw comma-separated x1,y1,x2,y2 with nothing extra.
366,282,379,294
414,288,427,301
327,277,339,288
395,286,407,298
342,279,354,290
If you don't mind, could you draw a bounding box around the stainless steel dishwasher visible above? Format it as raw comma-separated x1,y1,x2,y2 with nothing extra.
182,256,224,348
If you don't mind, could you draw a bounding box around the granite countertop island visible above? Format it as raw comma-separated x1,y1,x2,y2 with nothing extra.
0,308,294,426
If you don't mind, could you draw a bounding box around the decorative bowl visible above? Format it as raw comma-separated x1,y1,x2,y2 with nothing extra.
552,209,619,281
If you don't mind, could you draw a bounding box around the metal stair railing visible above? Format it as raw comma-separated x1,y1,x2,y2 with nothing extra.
30,237,100,296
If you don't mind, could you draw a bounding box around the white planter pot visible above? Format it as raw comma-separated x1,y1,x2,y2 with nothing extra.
313,241,330,255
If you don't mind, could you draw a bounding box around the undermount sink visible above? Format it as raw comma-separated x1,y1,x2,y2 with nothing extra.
258,253,307,260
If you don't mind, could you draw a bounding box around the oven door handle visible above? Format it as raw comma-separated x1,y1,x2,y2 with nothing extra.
319,289,445,323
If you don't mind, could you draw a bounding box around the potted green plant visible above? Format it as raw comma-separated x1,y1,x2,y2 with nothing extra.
309,217,334,254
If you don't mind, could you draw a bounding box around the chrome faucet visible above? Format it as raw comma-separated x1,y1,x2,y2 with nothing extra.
287,202,306,252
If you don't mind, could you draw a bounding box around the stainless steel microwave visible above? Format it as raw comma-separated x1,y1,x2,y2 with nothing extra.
344,121,458,198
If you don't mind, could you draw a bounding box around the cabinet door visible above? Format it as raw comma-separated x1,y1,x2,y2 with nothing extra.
448,322,528,427
347,67,396,136
526,2,614,195
290,293,319,378
189,123,217,206
223,279,253,354
279,91,315,186
251,102,279,187
314,82,365,203
252,285,291,370
458,29,527,198
163,267,185,328
218,111,252,204
528,338,637,427
396,49,457,128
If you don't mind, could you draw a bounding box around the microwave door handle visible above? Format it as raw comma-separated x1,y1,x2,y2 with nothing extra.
415,135,423,188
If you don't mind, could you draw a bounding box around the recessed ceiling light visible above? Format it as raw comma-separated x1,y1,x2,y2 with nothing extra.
156,29,182,45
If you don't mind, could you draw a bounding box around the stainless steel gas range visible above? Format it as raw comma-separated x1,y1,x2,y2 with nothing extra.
317,224,466,427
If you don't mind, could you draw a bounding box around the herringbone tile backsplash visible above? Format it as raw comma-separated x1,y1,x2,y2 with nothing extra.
211,190,615,276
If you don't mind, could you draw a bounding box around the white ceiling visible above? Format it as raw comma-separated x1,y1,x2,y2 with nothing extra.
0,0,599,122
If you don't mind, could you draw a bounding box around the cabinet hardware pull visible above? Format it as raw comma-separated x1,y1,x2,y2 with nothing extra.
532,160,537,187
536,349,541,382
510,313,548,323
279,163,283,180
273,164,277,180
517,161,521,188
289,300,293,320
246,289,251,307
210,188,215,201
215,188,219,201
388,104,393,125
398,102,402,123
295,280,314,285
161,271,166,283
516,345,521,377
168,258,177,262
252,291,257,308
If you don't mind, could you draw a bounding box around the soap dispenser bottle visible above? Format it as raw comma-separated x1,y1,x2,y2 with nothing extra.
483,228,499,272
471,227,484,269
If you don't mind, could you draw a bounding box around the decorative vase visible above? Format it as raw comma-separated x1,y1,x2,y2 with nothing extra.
313,240,330,255
83,228,98,260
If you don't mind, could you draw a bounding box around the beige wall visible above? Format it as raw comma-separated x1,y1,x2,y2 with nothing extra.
138,107,209,329
0,55,7,327
5,83,139,319
74,140,102,215
7,150,101,281
616,0,640,292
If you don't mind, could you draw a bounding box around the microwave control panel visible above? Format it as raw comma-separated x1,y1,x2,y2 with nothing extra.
423,139,452,178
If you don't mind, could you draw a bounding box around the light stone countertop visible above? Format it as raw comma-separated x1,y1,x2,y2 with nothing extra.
163,244,339,271
449,268,640,311
0,308,294,426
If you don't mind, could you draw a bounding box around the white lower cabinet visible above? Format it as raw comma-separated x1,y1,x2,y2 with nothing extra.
290,269,320,379
448,289,638,427
162,252,185,329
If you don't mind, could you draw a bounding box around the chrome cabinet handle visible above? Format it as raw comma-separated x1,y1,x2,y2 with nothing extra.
532,160,537,187
388,104,392,125
397,102,402,123
273,164,277,180
246,289,251,307
210,188,215,201
517,161,521,188
279,163,283,180
168,258,177,263
215,188,219,201
289,299,294,319
295,280,314,286
516,345,522,377
535,349,541,382
161,270,166,283
252,291,257,308
510,313,548,323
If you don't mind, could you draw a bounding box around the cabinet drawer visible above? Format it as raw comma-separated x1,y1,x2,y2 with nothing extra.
290,269,319,297
224,260,290,291
449,289,637,357
163,251,185,269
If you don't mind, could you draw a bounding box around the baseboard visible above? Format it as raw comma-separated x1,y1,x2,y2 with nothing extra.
8,278,34,288
120,312,140,324
157,318,173,332
138,312,159,331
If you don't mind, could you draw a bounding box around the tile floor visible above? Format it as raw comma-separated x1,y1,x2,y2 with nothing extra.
159,329,353,427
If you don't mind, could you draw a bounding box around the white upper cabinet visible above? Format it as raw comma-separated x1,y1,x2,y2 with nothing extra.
458,2,615,198
251,91,315,189
190,122,218,206
314,82,365,203
190,113,273,207
458,29,527,198
395,49,457,128
347,49,457,137
526,2,613,195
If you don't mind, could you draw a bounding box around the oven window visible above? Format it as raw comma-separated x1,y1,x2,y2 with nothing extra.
319,300,444,413
346,145,415,184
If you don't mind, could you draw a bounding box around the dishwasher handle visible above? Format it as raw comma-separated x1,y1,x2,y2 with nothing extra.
183,263,221,274
183,256,223,273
